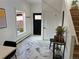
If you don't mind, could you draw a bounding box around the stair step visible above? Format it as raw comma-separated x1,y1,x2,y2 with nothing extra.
74,45,79,49
73,22,79,26
76,31,79,32
76,31,79,37
70,9,79,12
73,54,79,59
71,11,79,15
70,9,79,16
77,37,79,42
75,27,79,31
74,51,79,55
73,45,79,59
73,20,79,22
75,26,79,27
74,45,79,58
72,15,79,17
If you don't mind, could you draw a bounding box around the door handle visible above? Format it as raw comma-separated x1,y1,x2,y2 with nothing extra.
43,27,46,29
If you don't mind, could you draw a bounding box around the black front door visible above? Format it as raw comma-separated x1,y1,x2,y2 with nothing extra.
33,13,41,35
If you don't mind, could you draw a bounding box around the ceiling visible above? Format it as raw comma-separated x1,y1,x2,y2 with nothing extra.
26,0,41,4
43,0,63,13
25,0,63,13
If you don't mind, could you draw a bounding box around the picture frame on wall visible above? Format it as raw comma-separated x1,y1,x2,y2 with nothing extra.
0,8,7,29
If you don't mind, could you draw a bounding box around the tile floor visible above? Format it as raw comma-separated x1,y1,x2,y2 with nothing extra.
16,35,53,59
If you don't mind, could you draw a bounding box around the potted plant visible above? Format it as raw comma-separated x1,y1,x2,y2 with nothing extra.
19,28,23,32
56,26,65,35
71,0,78,9
54,26,65,43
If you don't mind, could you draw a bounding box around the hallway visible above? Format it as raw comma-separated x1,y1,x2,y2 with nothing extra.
16,35,53,59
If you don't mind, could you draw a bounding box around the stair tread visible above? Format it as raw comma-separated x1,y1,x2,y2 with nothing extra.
75,26,79,27
74,50,79,54
76,31,79,32
76,26,79,28
73,21,79,23
74,45,79,55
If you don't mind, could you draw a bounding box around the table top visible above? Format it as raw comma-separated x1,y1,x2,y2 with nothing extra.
53,42,65,45
0,45,16,59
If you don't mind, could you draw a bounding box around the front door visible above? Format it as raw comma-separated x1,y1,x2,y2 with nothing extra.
33,13,41,35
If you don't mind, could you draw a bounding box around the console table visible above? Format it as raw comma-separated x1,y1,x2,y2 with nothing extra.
0,45,16,59
53,42,66,59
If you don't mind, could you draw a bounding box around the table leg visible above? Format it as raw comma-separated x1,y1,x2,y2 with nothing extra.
53,43,55,59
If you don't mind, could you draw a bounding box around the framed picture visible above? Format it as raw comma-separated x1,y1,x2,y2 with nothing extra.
0,8,7,28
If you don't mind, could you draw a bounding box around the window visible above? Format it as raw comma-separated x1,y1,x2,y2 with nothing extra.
16,11,26,35
35,15,41,20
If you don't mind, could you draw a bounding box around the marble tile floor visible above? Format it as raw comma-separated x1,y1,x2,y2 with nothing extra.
15,35,53,59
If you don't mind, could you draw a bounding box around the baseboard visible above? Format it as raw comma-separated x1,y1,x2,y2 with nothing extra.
16,33,32,44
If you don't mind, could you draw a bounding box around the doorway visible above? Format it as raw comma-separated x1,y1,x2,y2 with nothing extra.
33,13,42,35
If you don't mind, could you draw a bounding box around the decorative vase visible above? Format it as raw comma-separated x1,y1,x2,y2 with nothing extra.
54,34,64,43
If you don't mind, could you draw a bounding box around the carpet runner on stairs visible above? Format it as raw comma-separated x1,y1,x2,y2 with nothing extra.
70,8,79,59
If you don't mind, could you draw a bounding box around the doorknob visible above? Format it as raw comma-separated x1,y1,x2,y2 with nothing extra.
43,27,46,29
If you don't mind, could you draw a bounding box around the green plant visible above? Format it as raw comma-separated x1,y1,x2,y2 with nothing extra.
71,0,78,9
19,28,23,32
56,26,65,35
72,0,77,6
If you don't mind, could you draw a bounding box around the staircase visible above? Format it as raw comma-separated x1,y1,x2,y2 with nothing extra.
70,8,79,59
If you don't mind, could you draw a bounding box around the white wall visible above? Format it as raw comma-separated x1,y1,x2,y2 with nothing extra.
30,3,42,36
0,0,31,44
42,0,63,40
30,3,42,13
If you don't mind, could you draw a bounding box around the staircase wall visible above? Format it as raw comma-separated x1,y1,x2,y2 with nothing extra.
62,0,77,59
